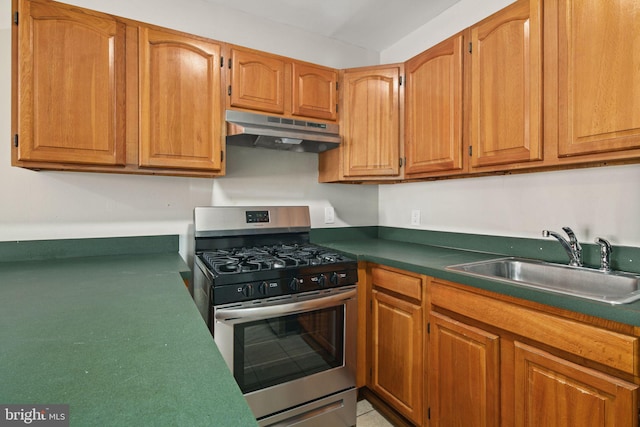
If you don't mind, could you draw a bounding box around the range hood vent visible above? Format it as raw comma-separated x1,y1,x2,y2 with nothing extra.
225,110,340,153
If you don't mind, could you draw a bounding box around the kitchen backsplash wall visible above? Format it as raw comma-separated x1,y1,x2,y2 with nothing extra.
377,165,640,248
214,146,378,229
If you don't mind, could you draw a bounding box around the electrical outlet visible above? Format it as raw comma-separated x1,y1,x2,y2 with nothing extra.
324,207,335,224
411,209,421,226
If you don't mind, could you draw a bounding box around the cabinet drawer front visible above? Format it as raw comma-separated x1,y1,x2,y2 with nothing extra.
371,267,422,301
431,281,639,375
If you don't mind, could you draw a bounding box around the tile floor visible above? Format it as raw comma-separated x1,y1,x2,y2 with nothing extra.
356,399,394,427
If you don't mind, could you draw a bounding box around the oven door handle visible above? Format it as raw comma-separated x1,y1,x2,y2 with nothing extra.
214,288,356,323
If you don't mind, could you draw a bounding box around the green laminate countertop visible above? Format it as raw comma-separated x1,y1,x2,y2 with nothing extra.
0,251,257,426
318,237,640,328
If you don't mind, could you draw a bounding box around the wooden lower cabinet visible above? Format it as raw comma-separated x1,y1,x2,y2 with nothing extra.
428,311,500,426
361,265,639,426
428,278,639,427
514,341,637,427
367,265,425,425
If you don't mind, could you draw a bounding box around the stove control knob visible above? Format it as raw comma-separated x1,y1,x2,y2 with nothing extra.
241,284,254,298
259,281,270,295
317,274,327,288
330,272,340,285
289,278,301,291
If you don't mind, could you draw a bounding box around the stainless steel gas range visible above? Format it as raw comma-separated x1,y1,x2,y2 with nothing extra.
191,206,358,427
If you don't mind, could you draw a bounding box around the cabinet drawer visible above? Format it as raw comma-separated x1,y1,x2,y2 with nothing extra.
430,280,639,375
371,267,422,301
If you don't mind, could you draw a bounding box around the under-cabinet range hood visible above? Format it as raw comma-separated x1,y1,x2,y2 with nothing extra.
225,110,340,153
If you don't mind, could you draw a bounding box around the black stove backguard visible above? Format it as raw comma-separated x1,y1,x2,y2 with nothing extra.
194,231,310,254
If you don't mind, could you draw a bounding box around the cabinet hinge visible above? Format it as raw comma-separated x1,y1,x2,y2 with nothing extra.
468,145,473,156
335,103,339,113
427,322,430,334
428,407,431,420
220,56,224,68
399,75,403,86
336,82,339,91
228,85,231,96
221,151,224,162
13,134,18,148
228,58,232,69
399,157,404,168
468,42,473,53
13,11,18,25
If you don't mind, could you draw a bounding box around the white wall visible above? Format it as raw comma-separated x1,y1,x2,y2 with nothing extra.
0,0,379,263
60,0,379,69
379,165,640,246
381,0,515,63
378,0,640,247
215,146,378,228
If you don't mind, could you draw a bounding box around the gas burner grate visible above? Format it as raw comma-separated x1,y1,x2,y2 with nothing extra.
200,244,349,275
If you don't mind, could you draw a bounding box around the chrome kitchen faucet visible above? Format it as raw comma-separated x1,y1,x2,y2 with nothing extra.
542,227,583,267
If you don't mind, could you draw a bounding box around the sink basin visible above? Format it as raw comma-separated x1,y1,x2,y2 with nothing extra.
446,257,640,305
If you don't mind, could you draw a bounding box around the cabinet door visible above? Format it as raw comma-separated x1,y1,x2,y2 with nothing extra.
405,33,464,176
229,48,285,114
292,63,337,121
556,0,640,157
469,0,542,168
370,288,422,424
341,66,402,178
138,27,223,171
429,311,501,427
514,341,638,427
17,0,125,166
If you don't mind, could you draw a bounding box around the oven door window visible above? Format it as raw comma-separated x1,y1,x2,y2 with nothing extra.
233,305,344,394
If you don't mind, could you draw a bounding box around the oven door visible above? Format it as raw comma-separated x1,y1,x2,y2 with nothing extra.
213,286,357,422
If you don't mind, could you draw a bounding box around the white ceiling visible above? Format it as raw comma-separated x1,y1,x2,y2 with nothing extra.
201,0,462,51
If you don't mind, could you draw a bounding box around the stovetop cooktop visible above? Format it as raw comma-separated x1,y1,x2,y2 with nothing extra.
200,243,353,275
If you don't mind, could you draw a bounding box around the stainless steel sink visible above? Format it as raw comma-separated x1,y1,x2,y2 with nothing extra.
446,257,640,305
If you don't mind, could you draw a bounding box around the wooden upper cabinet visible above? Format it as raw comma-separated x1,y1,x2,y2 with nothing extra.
228,47,285,114
138,27,223,171
405,32,465,177
469,0,543,169
16,0,126,166
514,342,638,427
341,65,403,178
555,0,640,157
292,62,337,121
